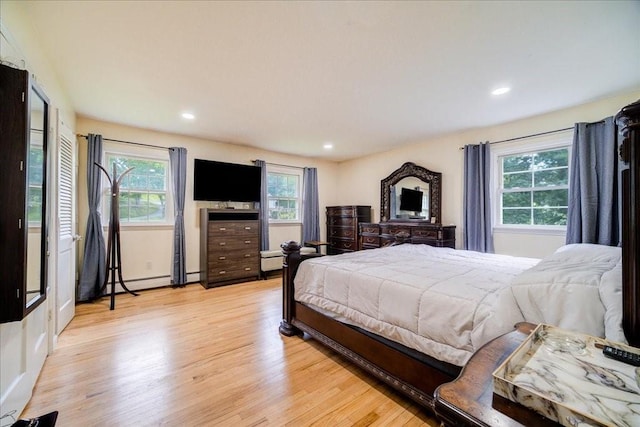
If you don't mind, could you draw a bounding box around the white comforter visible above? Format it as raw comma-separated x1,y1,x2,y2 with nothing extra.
509,243,624,343
294,243,624,366
294,244,540,366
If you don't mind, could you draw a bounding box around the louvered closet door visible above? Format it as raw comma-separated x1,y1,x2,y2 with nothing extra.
56,122,77,334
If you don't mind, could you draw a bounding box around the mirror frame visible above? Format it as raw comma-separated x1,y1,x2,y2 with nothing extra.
25,78,49,315
0,65,49,323
380,162,442,223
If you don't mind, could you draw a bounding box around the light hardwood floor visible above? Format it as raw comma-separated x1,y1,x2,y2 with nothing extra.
22,279,440,426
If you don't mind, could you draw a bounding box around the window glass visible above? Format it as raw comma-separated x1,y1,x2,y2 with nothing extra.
103,152,171,224
267,168,302,222
499,147,569,227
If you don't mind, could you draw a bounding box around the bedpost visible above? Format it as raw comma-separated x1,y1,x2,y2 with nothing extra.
616,99,640,347
279,241,302,336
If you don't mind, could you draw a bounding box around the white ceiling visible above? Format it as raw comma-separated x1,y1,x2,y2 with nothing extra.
20,1,640,161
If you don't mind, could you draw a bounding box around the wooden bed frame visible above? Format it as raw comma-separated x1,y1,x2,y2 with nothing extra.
278,99,640,412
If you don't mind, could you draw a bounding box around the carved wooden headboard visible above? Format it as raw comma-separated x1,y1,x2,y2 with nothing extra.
616,99,640,347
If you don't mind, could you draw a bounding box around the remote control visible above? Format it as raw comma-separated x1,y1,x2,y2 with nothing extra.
602,345,640,366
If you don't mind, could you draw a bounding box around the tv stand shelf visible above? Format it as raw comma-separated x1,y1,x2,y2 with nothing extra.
200,208,261,288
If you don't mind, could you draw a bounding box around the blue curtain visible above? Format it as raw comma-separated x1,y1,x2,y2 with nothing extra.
254,160,270,250
302,167,320,243
78,134,106,301
566,117,619,245
169,147,187,285
463,142,494,252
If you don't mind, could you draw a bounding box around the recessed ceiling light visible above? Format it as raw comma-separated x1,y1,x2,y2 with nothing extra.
491,87,511,96
181,112,195,120
323,143,333,150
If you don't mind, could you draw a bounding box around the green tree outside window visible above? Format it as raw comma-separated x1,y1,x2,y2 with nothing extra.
104,154,169,223
500,148,569,226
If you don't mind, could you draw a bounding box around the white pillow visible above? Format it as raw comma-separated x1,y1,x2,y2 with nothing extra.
510,244,622,340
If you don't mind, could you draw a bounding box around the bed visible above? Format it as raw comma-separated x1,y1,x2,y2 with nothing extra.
278,99,640,411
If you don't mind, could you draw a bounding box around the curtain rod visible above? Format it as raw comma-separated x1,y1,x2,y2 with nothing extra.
77,134,168,151
252,160,302,169
459,126,574,150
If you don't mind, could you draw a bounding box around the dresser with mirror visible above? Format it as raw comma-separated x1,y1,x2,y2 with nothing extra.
360,162,455,250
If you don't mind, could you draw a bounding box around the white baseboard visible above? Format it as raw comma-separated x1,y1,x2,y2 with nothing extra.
108,272,201,293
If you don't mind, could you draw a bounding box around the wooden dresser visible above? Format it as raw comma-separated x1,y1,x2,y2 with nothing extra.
326,205,372,255
200,209,260,288
360,222,456,249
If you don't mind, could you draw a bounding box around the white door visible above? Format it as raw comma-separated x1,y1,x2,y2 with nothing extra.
56,122,77,334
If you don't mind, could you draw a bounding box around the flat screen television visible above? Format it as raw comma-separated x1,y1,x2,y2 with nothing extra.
193,159,261,202
399,187,423,212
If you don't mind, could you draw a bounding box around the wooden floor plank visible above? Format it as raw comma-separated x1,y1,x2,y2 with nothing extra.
22,279,440,426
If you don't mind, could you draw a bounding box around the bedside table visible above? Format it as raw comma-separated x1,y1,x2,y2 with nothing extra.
434,323,559,427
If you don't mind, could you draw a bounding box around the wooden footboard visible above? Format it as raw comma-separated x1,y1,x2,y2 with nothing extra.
278,240,460,411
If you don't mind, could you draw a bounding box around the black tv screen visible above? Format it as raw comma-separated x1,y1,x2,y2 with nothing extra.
399,187,423,212
193,159,261,202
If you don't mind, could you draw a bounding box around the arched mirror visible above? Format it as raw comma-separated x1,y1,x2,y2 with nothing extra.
0,64,49,323
380,162,441,223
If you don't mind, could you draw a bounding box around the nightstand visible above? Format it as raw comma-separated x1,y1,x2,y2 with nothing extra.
434,323,559,427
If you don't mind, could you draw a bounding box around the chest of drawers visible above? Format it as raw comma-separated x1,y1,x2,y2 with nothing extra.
360,222,456,249
200,209,260,288
326,205,372,255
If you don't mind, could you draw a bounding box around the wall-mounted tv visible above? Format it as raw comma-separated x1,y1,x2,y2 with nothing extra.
399,187,423,212
193,159,261,202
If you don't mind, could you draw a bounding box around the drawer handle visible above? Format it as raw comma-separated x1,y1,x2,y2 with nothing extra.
218,256,226,260
244,254,251,258
219,227,226,231
244,226,251,230
219,270,226,275
244,267,251,271
244,240,251,244
219,242,226,246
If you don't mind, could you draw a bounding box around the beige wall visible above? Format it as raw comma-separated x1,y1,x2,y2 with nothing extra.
77,89,640,282
336,90,640,258
69,89,640,288
76,117,339,288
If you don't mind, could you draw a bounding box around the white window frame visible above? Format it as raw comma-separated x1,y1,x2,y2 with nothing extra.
491,132,572,235
266,165,303,224
101,145,174,228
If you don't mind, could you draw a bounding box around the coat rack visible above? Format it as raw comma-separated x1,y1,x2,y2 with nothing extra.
96,162,138,310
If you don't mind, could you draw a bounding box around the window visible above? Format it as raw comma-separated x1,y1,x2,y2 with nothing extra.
102,151,171,224
493,136,571,229
267,166,303,222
